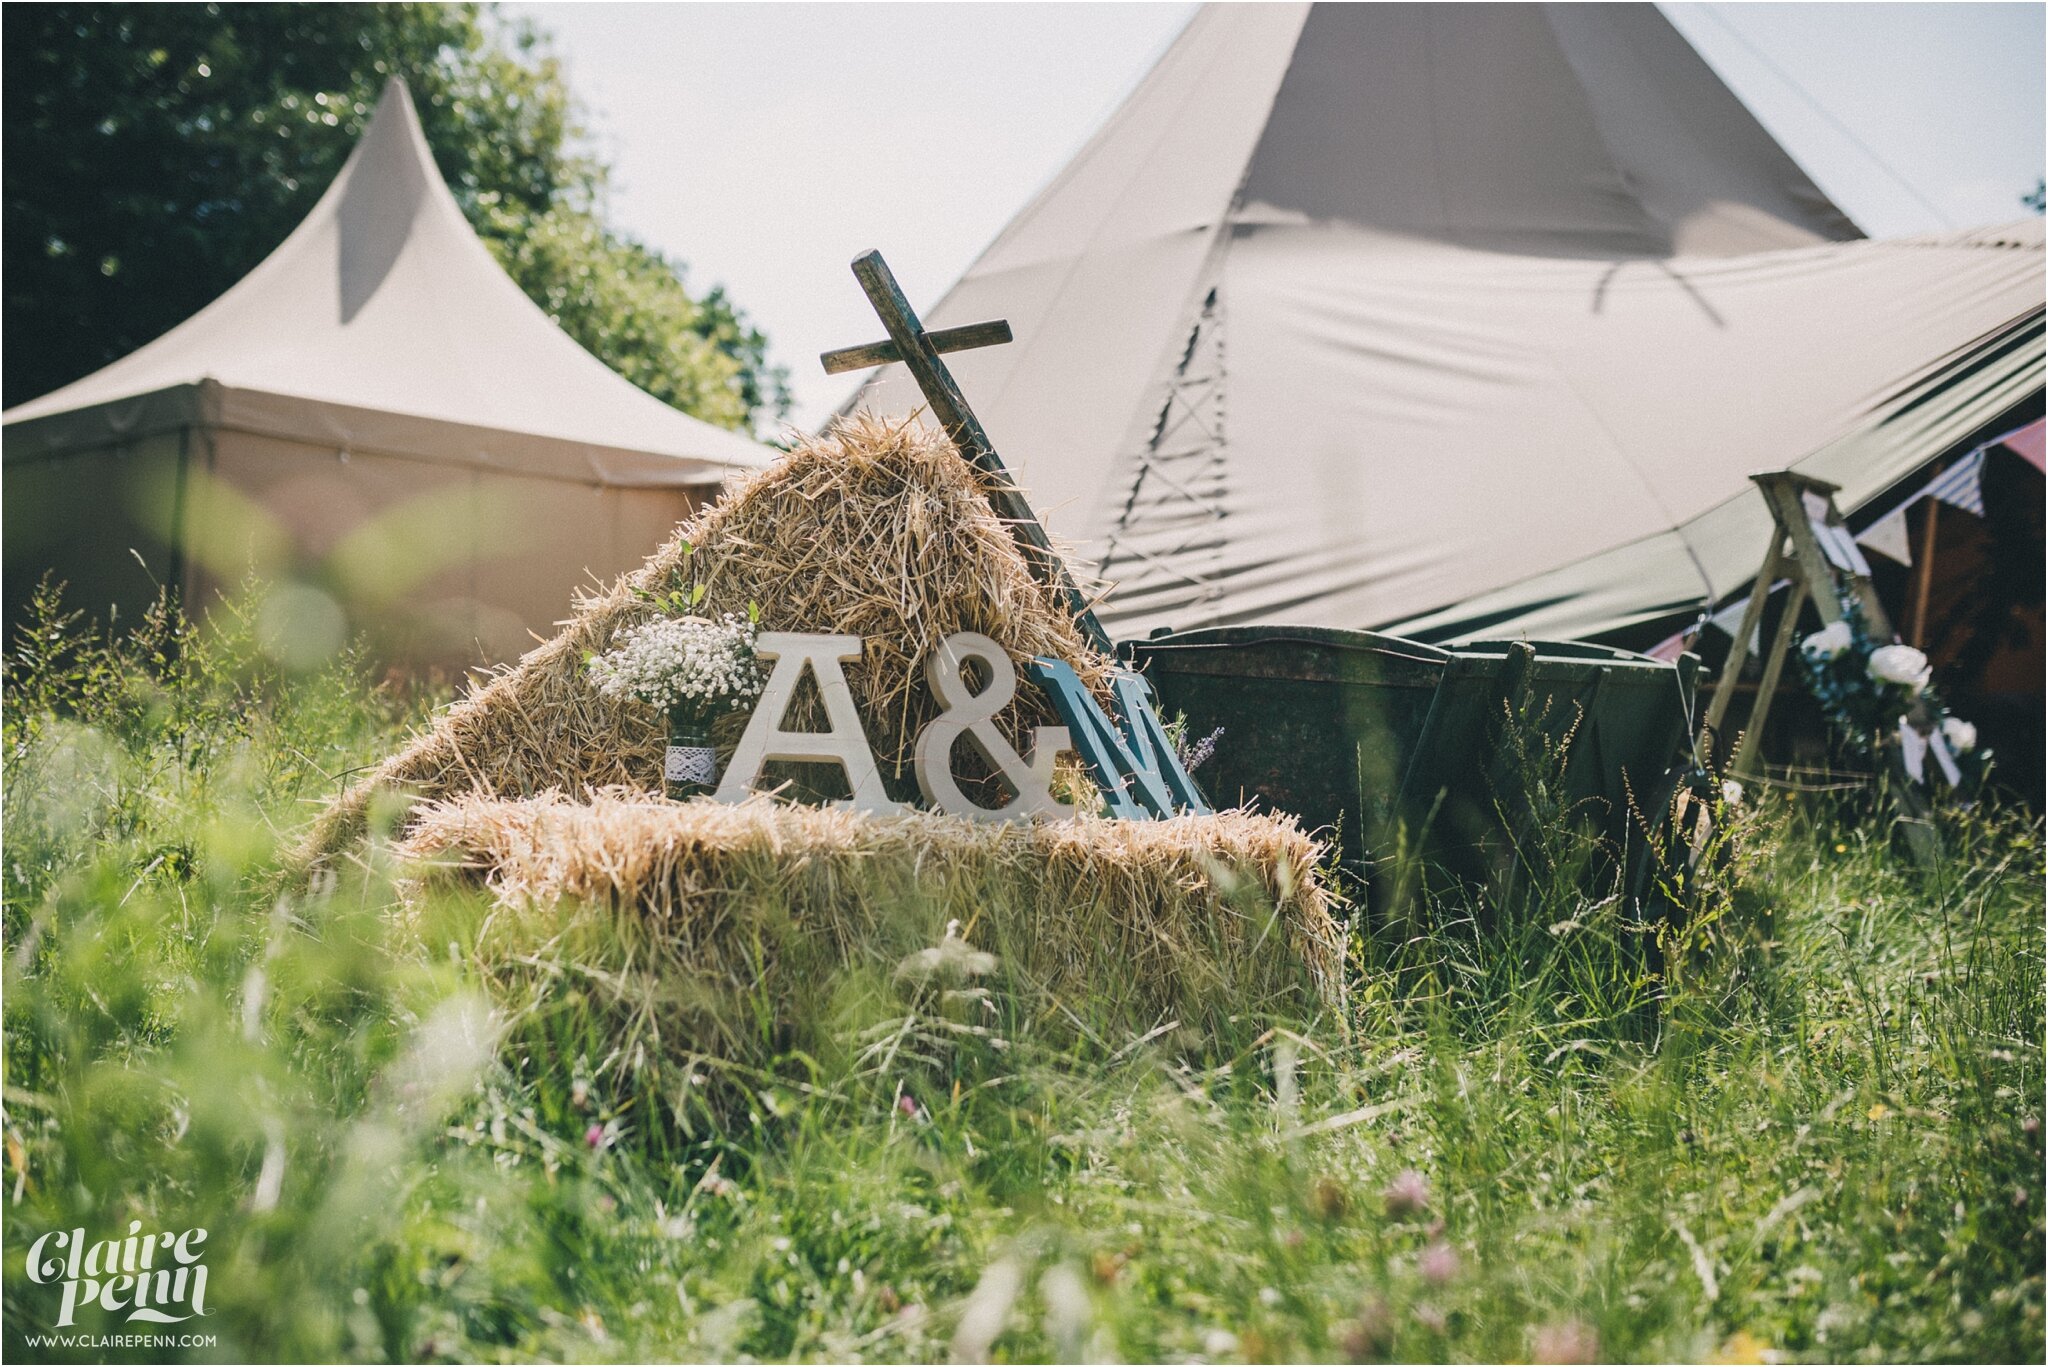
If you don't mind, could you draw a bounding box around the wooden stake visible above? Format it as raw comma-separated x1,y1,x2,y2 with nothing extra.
1700,532,1784,753
1731,576,1808,779
1906,467,1942,647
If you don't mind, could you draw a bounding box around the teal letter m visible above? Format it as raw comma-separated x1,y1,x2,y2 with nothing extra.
1025,659,1211,819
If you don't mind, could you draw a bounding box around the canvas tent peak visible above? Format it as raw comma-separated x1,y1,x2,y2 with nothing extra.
966,2,1862,269
841,2,2043,648
5,77,772,667
4,77,770,481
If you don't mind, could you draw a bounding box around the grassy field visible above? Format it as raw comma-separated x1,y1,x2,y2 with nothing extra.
3,589,2042,1364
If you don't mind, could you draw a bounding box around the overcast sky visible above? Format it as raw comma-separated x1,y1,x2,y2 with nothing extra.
508,2,2047,434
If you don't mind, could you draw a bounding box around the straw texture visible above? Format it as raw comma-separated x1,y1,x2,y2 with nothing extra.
398,792,1345,1073
301,415,1117,861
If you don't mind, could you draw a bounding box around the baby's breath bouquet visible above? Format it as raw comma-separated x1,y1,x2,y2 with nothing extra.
587,610,765,798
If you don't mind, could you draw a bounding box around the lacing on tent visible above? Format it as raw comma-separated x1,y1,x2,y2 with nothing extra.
1099,286,1231,625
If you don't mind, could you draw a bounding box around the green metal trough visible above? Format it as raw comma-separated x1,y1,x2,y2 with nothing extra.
1123,626,1702,904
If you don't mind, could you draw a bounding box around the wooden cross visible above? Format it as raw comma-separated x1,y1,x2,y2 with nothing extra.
822,250,1114,656
821,250,1210,818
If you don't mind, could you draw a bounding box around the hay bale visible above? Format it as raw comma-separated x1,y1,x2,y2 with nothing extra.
397,793,1344,1101
299,416,1117,863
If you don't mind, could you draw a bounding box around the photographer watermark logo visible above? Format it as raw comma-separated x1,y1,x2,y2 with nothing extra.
24,1222,210,1328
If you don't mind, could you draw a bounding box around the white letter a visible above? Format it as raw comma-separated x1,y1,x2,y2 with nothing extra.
713,633,904,814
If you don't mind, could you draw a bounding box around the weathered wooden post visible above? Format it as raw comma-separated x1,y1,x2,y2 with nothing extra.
821,249,1114,656
822,249,1206,816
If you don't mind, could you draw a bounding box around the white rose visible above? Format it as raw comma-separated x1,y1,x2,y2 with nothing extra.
1940,716,1977,753
1802,621,1853,659
1720,778,1744,807
1866,643,1931,694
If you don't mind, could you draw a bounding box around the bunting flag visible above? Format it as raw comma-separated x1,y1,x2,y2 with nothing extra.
1925,448,1985,516
1709,591,1758,642
1644,581,1779,662
1998,416,2045,472
1855,506,1914,566
1801,491,1873,575
1644,631,1689,663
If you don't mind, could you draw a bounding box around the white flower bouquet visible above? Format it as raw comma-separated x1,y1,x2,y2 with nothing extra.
1797,597,1988,794
1865,643,1932,694
587,612,766,797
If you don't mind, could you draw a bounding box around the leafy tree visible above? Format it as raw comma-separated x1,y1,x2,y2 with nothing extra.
2,3,787,427
2024,178,2045,215
482,203,780,432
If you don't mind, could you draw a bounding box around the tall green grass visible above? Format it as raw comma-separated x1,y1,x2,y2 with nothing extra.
4,588,2041,1363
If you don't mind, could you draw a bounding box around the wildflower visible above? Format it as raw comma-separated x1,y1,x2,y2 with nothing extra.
1259,1286,1282,1307
1179,725,1225,772
894,921,998,986
1531,1318,1602,1364
1382,1168,1430,1219
1865,643,1931,694
584,1123,606,1150
1801,621,1852,659
1720,778,1744,807
1712,1328,1775,1364
570,1078,590,1110
1039,1263,1092,1361
1312,1177,1350,1222
897,1092,925,1122
1338,1297,1394,1361
1940,716,1977,752
1419,1241,1460,1286
1202,1328,1240,1358
1412,1303,1447,1334
952,1256,1025,1363
2023,1115,2039,1139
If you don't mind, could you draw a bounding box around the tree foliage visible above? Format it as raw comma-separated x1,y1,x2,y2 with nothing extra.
2,2,787,428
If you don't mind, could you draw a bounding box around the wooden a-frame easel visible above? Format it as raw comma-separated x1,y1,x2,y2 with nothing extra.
1700,471,1937,856
1701,472,1893,777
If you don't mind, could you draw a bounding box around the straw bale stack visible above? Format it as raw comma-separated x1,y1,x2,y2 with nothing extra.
307,416,1345,1092
398,792,1344,1080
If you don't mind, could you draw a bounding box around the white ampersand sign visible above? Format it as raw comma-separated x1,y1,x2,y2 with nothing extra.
915,632,1078,822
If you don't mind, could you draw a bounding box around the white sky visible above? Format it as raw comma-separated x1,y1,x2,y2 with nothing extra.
508,2,2047,435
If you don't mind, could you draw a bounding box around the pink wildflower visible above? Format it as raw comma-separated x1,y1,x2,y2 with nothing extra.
1531,1319,1601,1364
1382,1168,1430,1219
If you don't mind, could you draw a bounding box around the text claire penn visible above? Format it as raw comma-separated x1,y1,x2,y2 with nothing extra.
25,1223,211,1327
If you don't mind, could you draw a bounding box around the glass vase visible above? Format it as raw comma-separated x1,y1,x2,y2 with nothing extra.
664,705,718,800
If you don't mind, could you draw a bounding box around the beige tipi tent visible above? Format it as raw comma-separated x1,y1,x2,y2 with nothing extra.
4,79,772,666
846,3,2046,646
